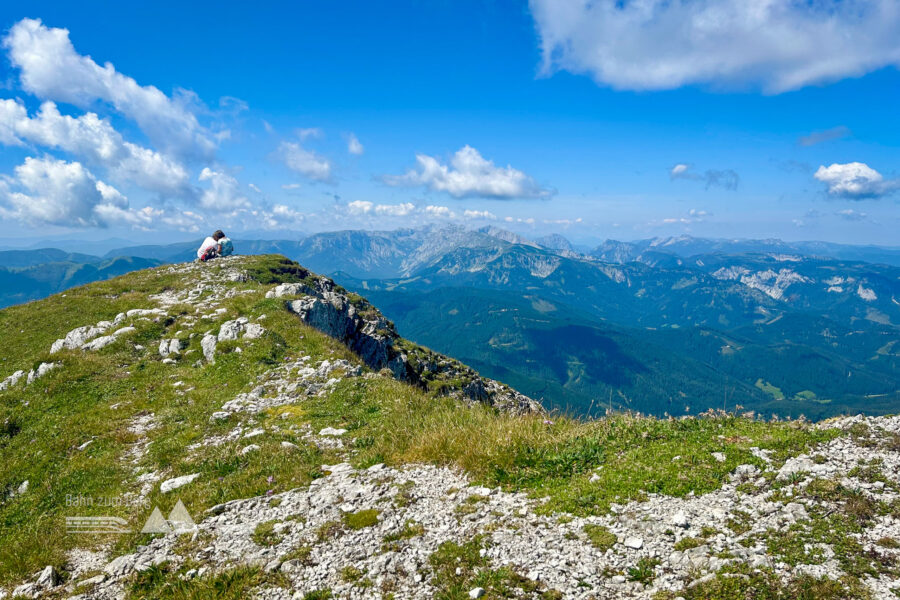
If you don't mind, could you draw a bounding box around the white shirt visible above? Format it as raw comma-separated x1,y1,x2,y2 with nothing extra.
197,236,218,259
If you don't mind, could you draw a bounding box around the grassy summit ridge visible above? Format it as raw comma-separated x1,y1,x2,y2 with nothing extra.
0,255,847,591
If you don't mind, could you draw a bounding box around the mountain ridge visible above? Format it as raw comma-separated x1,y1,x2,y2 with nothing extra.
1,255,899,599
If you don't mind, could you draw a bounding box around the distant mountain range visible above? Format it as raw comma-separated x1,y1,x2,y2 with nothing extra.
2,227,897,418
0,255,161,308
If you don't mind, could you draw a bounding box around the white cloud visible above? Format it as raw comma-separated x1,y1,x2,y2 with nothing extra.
0,156,142,227
281,183,302,191
375,202,414,216
4,18,217,158
425,205,454,218
0,99,189,194
347,200,373,215
542,217,583,226
814,162,898,198
670,163,739,190
258,204,305,229
836,208,868,221
248,183,262,193
463,209,497,220
346,132,364,155
385,145,550,199
530,0,900,93
295,127,323,140
198,167,249,211
278,141,332,182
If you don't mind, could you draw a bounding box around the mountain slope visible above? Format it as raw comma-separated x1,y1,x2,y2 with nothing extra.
1,255,897,599
340,243,899,418
0,256,163,309
361,286,769,416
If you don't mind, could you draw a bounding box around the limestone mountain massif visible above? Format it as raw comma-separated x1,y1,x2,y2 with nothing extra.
1,255,899,599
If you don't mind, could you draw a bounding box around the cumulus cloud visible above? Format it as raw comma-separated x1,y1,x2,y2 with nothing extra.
198,167,249,211
346,133,364,155
278,141,332,182
503,216,535,225
347,200,373,215
530,0,900,93
798,126,852,147
258,204,305,229
0,156,142,227
670,164,739,190
343,201,415,217
814,162,899,198
0,99,189,194
4,18,218,158
375,202,414,216
385,145,550,199
425,205,454,218
463,209,497,220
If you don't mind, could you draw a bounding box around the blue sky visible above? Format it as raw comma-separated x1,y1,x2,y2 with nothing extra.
0,0,898,246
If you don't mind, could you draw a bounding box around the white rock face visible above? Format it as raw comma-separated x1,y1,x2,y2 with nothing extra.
265,282,315,298
160,473,200,493
26,362,58,384
671,511,689,528
81,327,137,351
159,338,184,357
201,334,217,363
240,444,260,455
50,324,111,353
319,427,348,437
623,536,643,549
712,267,813,300
0,370,25,391
217,318,266,342
36,565,60,588
243,323,265,339
126,308,166,318
776,456,818,481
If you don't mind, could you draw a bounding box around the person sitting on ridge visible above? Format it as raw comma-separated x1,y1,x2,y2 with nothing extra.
197,230,227,262
218,231,234,257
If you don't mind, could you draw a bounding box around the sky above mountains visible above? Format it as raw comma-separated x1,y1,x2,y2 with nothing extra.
0,0,898,246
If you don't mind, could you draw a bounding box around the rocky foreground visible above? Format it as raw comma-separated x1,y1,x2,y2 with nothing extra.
1,256,898,599
6,413,896,599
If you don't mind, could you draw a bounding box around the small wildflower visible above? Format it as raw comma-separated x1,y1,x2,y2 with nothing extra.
267,475,275,484
266,489,274,496
543,419,554,425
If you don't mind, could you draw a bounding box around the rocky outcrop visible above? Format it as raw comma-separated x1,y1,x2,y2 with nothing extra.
268,280,541,414
61,413,900,600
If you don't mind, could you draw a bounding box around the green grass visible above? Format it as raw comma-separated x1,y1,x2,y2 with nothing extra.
0,255,852,588
0,257,356,585
342,509,380,530
583,524,616,551
627,557,660,584
301,377,839,516
673,537,704,551
654,563,872,600
755,378,785,400
128,563,273,600
251,520,282,547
